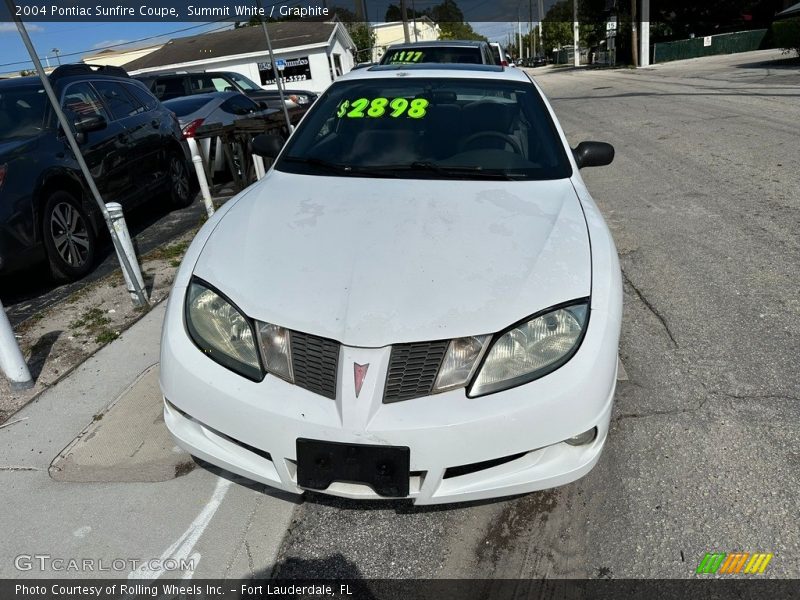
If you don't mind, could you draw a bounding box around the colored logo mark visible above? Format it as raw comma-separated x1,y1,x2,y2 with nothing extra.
696,552,773,574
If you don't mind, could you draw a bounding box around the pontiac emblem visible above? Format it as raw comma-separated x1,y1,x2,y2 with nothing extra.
353,363,369,397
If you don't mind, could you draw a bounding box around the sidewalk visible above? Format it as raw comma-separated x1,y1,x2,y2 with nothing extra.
0,300,298,579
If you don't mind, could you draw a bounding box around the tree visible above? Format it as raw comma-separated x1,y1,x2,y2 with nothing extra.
333,7,377,63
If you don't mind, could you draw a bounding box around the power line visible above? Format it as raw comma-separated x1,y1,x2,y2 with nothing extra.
0,19,233,69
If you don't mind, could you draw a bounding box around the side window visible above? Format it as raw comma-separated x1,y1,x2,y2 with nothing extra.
125,83,158,111
190,75,236,94
212,77,237,92
93,80,143,120
220,95,258,116
61,82,108,120
153,77,186,100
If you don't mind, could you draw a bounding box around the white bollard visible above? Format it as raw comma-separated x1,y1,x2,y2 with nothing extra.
187,137,215,217
0,301,33,391
106,203,148,307
252,154,266,180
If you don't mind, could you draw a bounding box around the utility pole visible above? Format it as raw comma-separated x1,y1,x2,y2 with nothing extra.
573,0,580,67
518,15,523,62
400,0,411,43
538,0,544,47
631,0,639,67
528,0,533,59
639,0,650,67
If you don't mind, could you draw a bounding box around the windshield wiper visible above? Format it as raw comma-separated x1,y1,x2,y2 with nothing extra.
281,156,360,175
405,162,518,180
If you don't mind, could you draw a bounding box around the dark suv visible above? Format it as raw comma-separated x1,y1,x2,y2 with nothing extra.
134,71,318,110
0,64,192,281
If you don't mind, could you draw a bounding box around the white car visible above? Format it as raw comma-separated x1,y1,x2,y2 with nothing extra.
160,64,622,505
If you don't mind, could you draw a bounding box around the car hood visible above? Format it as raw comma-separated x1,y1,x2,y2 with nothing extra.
193,171,591,347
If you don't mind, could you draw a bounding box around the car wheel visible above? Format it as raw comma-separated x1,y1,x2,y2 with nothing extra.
169,152,193,208
42,191,96,281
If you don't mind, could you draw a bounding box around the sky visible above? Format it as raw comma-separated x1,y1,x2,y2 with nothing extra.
0,22,226,75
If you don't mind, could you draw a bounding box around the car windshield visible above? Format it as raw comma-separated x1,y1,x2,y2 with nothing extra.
276,77,572,181
227,73,262,91
163,96,212,116
381,47,483,65
0,85,47,140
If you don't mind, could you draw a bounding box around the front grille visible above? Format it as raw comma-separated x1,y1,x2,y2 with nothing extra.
383,341,449,403
290,331,340,399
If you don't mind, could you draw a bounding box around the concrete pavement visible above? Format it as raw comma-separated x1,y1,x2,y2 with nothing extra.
0,301,298,579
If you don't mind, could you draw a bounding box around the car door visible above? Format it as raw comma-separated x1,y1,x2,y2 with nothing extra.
92,79,160,202
60,81,130,202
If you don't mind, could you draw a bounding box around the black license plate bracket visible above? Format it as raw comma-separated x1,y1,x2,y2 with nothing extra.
296,438,410,498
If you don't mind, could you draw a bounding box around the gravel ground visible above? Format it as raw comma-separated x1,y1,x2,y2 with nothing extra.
273,50,800,579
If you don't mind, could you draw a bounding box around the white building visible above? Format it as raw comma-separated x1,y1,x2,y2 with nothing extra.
124,21,356,93
371,18,441,62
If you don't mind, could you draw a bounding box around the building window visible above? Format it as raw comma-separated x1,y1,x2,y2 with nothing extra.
258,56,311,85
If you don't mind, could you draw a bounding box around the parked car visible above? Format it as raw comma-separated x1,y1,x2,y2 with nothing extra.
489,42,512,66
163,91,278,138
134,71,317,111
379,40,496,65
0,64,192,280
160,63,621,505
164,91,279,177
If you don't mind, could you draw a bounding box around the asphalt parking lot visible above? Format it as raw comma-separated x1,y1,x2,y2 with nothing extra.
1,49,798,580
272,49,800,579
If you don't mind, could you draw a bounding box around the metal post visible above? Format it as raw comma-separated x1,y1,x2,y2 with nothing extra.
186,137,215,217
255,0,293,134
0,301,33,391
573,0,580,67
106,203,146,305
5,0,148,307
400,0,411,43
639,0,650,67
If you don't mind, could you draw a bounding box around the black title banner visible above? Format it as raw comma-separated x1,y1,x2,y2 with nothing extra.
3,579,799,600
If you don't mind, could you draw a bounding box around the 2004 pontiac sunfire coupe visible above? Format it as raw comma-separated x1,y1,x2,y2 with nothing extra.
160,64,622,505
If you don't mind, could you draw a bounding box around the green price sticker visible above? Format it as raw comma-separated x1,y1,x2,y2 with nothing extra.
389,50,424,63
337,97,429,119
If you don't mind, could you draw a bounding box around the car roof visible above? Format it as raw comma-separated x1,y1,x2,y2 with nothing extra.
339,63,530,83
386,40,488,49
0,76,41,89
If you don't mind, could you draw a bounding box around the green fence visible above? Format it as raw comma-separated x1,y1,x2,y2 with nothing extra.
652,29,769,64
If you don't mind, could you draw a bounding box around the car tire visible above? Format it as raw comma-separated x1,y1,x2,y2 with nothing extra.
42,190,97,282
168,152,193,208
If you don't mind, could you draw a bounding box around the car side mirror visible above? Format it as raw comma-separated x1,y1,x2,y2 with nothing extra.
74,114,107,134
573,141,615,169
257,101,269,110
251,134,284,159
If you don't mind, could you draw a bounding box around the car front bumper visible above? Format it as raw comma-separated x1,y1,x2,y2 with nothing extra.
160,288,620,505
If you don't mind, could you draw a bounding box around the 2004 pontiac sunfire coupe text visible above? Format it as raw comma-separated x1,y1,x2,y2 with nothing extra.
160,64,622,505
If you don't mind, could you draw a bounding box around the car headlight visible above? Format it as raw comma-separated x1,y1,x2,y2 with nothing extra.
185,280,262,381
255,321,294,383
469,300,590,397
433,335,490,393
